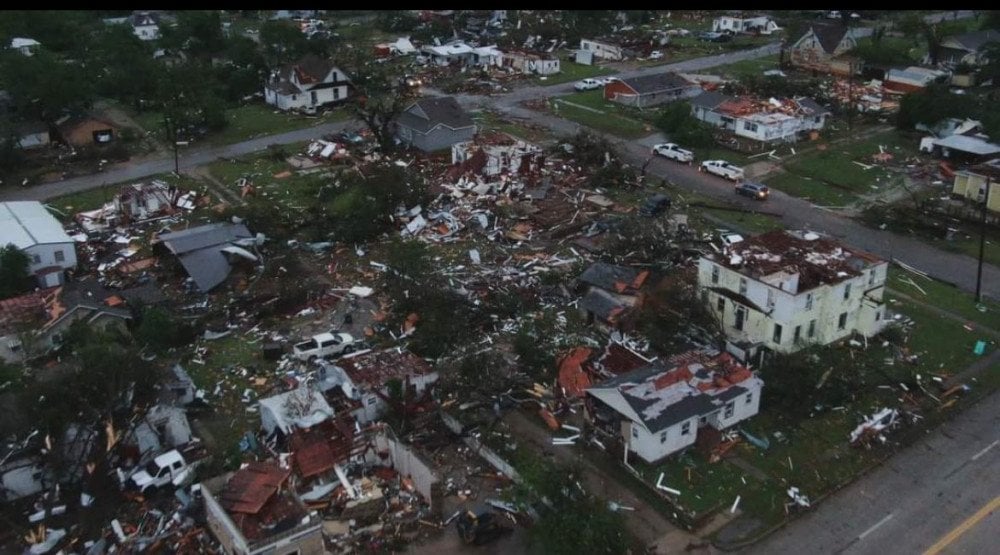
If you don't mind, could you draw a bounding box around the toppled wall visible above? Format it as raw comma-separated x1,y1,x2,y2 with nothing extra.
371,429,443,517
441,412,522,483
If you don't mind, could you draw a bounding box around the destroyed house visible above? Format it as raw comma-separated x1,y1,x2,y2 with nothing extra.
501,50,561,75
394,96,476,153
449,132,543,178
697,230,888,357
0,201,77,288
951,158,1000,214
317,348,439,424
576,263,651,331
587,351,763,463
788,23,860,76
712,15,779,35
690,93,830,143
937,29,1000,66
202,461,324,555
75,181,196,232
265,54,350,112
604,73,701,109
259,387,336,440
156,222,257,292
579,37,640,61
421,41,475,66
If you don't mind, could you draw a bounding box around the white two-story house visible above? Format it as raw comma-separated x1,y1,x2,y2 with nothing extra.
587,350,763,463
0,201,77,288
697,230,889,357
264,54,350,113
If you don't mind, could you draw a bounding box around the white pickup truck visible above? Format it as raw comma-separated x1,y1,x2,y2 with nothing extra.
293,331,356,361
699,160,745,181
652,143,694,164
125,445,207,495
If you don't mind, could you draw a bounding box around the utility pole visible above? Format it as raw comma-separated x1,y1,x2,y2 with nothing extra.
975,176,991,304
163,115,179,175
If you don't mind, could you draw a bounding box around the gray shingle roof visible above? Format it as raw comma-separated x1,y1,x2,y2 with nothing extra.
946,29,1000,52
690,90,733,110
578,262,642,291
395,96,475,134
620,73,696,95
799,24,850,55
159,223,252,255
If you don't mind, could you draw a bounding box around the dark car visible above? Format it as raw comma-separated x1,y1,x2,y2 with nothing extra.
639,194,672,216
698,31,732,43
735,181,770,200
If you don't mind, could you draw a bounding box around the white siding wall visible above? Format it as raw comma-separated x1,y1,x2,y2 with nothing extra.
705,384,762,430
134,25,159,41
266,86,348,112
580,40,623,60
628,418,698,463
25,242,76,273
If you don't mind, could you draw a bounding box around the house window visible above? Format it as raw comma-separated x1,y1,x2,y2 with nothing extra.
334,87,340,100
724,402,735,419
766,289,775,308
876,310,881,321
745,392,753,405
699,416,707,425
772,323,783,344
843,283,851,300
838,312,848,330
331,71,338,81
366,397,378,406
734,306,746,331
711,265,720,284
631,427,639,439
310,91,318,105
794,325,801,343
32,254,41,264
805,292,813,310
743,121,758,132
808,319,816,338
868,270,876,285
291,94,297,101
717,297,725,311
54,250,65,263
660,430,667,443
739,278,747,296
681,421,691,436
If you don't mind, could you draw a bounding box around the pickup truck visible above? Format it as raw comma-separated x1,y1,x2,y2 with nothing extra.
293,331,356,361
699,160,745,181
124,444,207,495
652,143,694,164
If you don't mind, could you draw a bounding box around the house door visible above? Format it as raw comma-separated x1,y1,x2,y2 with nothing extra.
310,91,318,105
734,306,746,331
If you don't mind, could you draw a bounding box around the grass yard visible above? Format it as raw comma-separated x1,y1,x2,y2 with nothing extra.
767,131,919,207
705,54,781,79
534,61,613,86
551,98,653,140
887,267,1000,331
670,187,786,235
473,110,554,144
207,143,337,212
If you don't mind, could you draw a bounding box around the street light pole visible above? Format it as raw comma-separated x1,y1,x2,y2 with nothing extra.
975,176,991,304
163,115,179,175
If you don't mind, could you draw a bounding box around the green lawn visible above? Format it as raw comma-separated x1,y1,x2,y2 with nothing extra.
767,131,919,206
207,144,334,212
705,54,781,79
534,61,613,86
474,111,554,144
887,267,1000,332
551,98,653,139
47,172,205,221
671,188,786,235
130,103,351,147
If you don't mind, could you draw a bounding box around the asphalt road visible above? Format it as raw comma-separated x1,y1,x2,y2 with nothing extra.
748,381,1000,555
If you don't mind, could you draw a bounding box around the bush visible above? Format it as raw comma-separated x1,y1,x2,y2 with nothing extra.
654,102,715,148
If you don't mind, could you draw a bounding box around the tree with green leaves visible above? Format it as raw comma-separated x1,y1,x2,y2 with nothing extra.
134,306,194,353
313,163,428,243
637,275,723,353
0,50,96,123
0,244,33,299
654,101,715,149
335,49,418,152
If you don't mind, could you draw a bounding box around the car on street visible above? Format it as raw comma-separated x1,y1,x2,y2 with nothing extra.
735,181,770,200
639,194,672,217
652,143,694,164
648,50,664,60
700,160,745,181
574,78,603,91
598,76,621,86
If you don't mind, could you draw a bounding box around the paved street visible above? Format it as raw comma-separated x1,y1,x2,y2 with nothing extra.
748,378,1000,555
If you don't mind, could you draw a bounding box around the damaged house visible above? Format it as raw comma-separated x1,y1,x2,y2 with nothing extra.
265,54,350,113
712,14,780,35
75,180,196,232
202,461,325,555
317,348,439,425
587,350,763,463
0,201,77,288
697,230,889,359
576,262,651,332
450,132,543,178
935,29,1000,67
951,158,1000,214
394,96,477,152
155,222,260,292
501,50,561,75
259,386,336,441
690,92,830,144
787,23,861,76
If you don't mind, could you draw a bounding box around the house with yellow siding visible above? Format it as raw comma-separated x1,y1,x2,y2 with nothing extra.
952,158,1000,213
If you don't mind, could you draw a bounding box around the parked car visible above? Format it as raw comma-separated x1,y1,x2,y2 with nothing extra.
652,143,694,164
735,181,770,200
700,160,745,181
292,331,356,361
574,78,603,91
639,194,672,217
648,50,664,60
698,31,732,43
598,76,621,85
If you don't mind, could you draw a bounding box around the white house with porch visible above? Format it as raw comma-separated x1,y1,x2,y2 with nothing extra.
264,54,350,112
